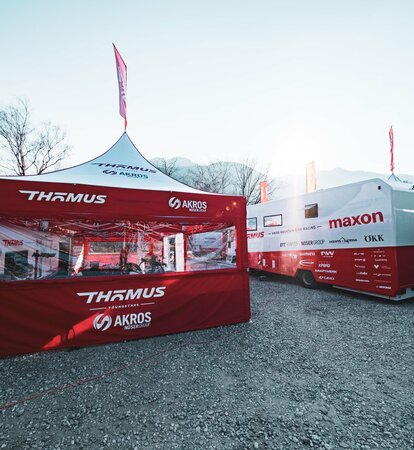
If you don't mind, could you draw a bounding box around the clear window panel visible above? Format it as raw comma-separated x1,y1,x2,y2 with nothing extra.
263,214,282,227
246,218,257,231
0,218,237,281
305,203,318,219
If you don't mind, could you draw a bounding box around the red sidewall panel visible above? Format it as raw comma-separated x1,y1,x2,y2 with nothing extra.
0,270,250,357
396,246,414,289
249,246,413,297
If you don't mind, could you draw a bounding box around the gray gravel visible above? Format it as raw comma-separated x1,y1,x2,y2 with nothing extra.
0,273,413,450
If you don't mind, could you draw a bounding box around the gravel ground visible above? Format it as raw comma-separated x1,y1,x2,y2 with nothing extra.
0,274,413,450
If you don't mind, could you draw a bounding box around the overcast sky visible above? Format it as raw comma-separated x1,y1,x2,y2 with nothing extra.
1,0,413,178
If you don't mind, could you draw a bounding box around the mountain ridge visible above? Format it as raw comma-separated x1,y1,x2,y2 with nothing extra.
149,157,414,198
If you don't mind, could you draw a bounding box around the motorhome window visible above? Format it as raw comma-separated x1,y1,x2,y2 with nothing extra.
305,203,318,219
0,218,238,281
247,218,257,231
263,214,282,227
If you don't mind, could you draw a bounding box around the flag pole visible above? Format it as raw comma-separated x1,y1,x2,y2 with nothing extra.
389,125,394,174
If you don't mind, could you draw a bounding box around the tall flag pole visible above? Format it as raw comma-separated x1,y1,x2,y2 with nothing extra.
389,126,394,173
306,161,317,192
113,44,127,130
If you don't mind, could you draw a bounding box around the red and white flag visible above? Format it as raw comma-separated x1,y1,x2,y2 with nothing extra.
260,181,268,203
389,126,394,172
113,44,127,130
306,161,317,193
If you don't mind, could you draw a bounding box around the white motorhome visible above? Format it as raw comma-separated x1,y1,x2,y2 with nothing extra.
247,179,414,300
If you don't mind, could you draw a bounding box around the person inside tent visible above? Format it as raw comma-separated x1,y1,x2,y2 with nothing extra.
119,244,130,271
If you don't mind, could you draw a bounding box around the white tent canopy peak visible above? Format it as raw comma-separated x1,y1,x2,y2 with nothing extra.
0,133,209,194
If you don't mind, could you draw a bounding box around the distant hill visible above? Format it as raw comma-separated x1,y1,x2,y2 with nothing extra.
150,157,414,199
276,167,414,198
150,156,194,168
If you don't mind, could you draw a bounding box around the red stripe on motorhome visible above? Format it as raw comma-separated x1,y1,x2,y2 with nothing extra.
249,247,414,297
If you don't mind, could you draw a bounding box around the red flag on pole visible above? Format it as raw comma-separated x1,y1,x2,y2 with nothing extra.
113,44,127,130
259,181,268,203
306,161,317,193
389,126,394,173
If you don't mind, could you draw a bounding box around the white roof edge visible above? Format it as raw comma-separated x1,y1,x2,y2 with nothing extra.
249,178,414,207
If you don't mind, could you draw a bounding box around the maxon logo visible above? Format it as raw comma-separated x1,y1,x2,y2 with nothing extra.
329,211,384,229
364,234,384,242
168,196,207,213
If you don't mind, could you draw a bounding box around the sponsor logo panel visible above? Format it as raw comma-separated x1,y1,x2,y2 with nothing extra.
92,162,156,180
364,234,384,242
78,286,167,333
280,241,298,248
93,312,152,332
315,269,337,274
2,239,23,246
329,237,358,244
19,190,107,204
93,314,112,331
77,286,166,304
271,224,319,235
247,231,264,239
301,239,325,246
329,211,384,229
299,260,314,267
168,196,207,213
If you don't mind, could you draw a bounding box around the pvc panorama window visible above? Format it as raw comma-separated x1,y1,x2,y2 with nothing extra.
246,217,257,231
263,214,283,227
304,203,318,219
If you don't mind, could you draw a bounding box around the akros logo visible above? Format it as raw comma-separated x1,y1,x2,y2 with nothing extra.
168,196,207,213
168,197,181,209
77,286,166,304
329,211,384,229
92,162,156,174
19,190,107,204
94,314,112,331
93,312,152,332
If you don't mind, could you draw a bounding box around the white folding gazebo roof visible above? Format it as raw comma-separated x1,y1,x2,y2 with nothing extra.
2,133,204,194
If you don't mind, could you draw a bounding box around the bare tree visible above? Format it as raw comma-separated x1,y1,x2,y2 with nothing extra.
188,162,231,193
0,98,70,175
152,157,179,177
233,157,275,204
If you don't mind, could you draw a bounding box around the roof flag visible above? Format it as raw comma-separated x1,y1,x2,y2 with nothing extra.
259,181,268,203
306,161,317,193
113,44,127,130
389,126,394,173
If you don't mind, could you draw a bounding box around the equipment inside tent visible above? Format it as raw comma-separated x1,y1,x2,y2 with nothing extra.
0,133,250,357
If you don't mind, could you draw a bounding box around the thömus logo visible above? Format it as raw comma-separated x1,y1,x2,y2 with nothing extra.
93,314,112,331
169,197,181,209
19,190,107,204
